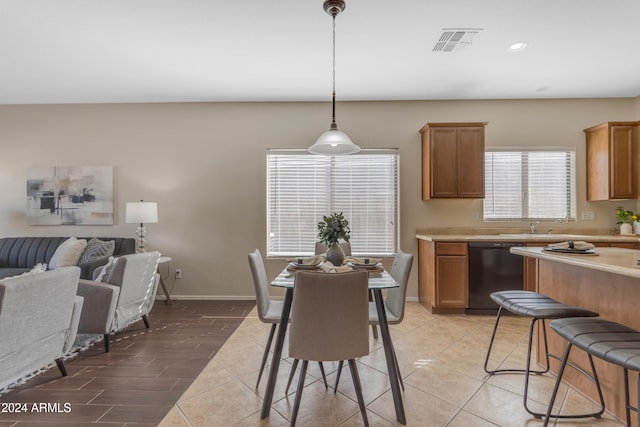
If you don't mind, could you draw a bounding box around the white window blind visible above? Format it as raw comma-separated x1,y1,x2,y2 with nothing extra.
267,151,399,257
484,150,576,221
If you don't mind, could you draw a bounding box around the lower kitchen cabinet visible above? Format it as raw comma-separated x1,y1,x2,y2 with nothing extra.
417,237,640,315
418,240,468,314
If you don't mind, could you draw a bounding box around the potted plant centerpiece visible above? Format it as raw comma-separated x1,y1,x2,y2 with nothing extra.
615,206,636,235
317,212,350,266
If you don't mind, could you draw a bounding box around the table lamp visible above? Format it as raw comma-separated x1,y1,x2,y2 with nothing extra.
125,200,158,253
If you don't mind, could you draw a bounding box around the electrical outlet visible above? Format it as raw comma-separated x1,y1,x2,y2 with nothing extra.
472,211,479,221
175,269,182,279
581,211,596,221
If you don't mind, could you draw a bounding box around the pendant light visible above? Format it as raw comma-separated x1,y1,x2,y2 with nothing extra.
308,0,361,156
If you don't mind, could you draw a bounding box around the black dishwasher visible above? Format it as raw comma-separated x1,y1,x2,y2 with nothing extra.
466,242,524,315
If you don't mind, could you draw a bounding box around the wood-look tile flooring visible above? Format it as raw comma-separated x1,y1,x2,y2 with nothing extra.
0,300,255,427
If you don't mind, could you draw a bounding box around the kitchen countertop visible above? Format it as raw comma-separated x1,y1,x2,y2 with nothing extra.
415,231,640,243
510,245,640,281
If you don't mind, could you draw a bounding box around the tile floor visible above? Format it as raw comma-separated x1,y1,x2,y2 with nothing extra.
0,301,628,427
161,302,626,427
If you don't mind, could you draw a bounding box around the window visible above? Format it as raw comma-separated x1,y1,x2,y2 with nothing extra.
484,149,576,221
267,150,399,257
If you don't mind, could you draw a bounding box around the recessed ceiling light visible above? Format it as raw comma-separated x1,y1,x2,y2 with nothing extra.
507,41,527,53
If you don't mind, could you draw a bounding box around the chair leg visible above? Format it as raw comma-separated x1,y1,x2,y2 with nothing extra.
287,360,327,393
285,359,299,394
55,358,68,376
348,359,369,427
334,360,344,393
290,360,308,427
256,324,277,389
142,314,150,329
318,361,328,389
103,333,110,353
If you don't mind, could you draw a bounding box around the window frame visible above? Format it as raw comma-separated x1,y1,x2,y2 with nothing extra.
483,147,577,222
266,149,400,258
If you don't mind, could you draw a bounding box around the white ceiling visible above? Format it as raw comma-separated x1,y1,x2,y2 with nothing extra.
2,0,639,105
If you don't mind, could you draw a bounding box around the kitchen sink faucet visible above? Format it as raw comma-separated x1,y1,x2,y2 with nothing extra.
529,221,539,234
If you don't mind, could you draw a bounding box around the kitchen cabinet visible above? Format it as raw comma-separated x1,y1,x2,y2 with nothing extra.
584,121,639,201
418,240,468,314
419,122,487,200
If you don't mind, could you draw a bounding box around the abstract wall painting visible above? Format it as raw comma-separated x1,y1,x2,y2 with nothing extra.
26,166,114,225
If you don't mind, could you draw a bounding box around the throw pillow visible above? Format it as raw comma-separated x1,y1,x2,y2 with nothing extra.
48,237,88,270
79,238,115,264
95,256,117,282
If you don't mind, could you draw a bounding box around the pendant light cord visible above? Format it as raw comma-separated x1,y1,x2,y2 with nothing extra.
331,13,337,127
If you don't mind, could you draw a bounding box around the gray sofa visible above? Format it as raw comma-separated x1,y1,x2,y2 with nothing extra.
0,266,83,392
0,237,135,280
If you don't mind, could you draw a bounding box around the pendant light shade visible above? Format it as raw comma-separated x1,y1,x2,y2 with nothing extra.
308,124,360,155
308,0,360,156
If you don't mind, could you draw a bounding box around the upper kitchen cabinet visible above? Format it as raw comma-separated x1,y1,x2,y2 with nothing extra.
419,122,487,200
584,121,639,201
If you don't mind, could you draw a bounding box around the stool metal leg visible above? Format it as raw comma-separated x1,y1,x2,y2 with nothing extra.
484,307,548,375
542,341,605,425
486,308,604,421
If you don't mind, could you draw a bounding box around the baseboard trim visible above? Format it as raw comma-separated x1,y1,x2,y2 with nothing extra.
156,295,420,302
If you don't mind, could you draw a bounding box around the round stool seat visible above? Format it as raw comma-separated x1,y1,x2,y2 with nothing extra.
490,291,599,319
550,318,640,372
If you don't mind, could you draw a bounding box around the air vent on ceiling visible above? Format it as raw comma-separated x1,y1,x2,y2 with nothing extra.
432,28,483,52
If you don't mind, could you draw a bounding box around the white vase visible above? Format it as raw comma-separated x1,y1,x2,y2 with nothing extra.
326,244,345,266
620,222,633,235
634,221,640,235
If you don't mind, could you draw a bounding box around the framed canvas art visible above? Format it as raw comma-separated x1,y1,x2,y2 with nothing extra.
26,166,114,225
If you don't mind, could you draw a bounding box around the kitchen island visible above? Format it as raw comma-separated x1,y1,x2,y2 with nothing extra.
510,246,640,425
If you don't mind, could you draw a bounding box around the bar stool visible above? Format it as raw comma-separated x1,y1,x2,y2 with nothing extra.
544,318,640,427
484,290,603,419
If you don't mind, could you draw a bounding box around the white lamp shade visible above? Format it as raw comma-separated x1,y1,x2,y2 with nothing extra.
308,129,361,155
125,202,158,224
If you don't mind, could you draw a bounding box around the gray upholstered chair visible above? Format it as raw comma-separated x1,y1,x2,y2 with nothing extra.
76,251,161,352
249,249,285,388
248,249,328,390
0,267,84,390
314,241,380,339
289,270,370,427
334,250,413,391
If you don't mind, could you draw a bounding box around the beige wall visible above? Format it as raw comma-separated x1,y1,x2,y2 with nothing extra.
0,98,637,301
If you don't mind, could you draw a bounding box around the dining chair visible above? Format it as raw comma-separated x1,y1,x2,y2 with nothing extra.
334,249,413,392
249,249,285,388
288,269,370,427
314,241,379,340
248,249,327,390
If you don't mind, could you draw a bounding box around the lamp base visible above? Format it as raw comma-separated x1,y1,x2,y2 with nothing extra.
135,225,147,253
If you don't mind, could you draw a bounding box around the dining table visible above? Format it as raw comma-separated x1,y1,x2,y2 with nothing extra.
260,263,407,425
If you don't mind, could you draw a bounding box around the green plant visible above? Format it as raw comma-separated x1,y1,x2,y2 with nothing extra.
615,206,637,224
317,212,351,247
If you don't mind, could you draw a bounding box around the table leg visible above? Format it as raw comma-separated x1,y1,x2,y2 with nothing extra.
374,289,406,425
159,275,173,305
260,288,293,419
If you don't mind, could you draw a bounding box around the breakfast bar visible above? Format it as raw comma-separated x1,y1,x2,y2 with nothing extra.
510,246,640,424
